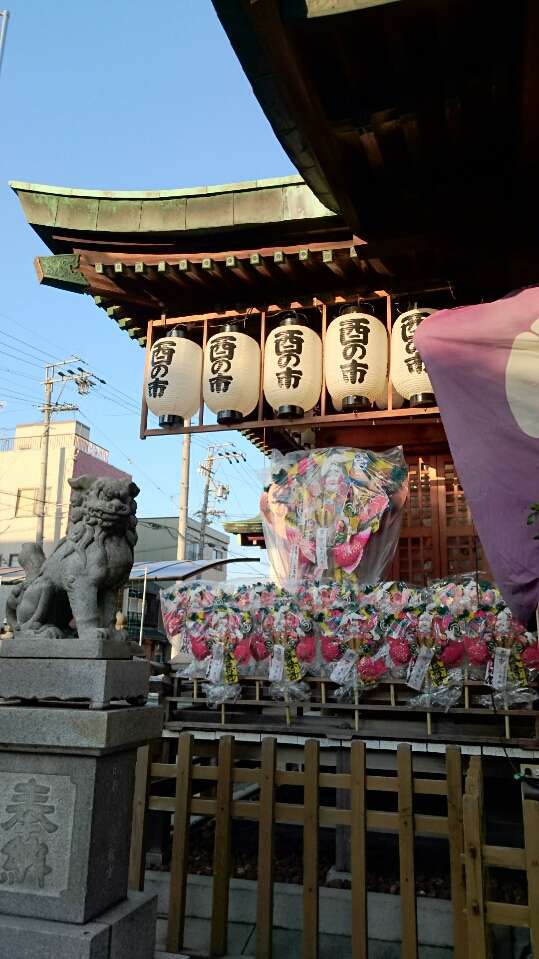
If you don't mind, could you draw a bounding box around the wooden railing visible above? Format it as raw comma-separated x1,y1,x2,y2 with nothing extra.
129,734,538,958
462,756,539,957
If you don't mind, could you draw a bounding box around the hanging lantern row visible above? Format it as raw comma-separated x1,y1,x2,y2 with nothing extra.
145,308,436,426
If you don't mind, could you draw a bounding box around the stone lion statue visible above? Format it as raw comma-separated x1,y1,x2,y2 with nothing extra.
6,475,139,641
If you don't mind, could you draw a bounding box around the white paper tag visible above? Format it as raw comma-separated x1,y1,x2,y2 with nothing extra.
268,644,285,681
491,647,510,689
289,544,299,581
208,642,224,683
372,642,390,666
330,648,358,684
406,647,434,691
316,527,329,570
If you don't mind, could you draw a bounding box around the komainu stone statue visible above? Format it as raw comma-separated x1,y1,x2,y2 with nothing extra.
6,475,139,641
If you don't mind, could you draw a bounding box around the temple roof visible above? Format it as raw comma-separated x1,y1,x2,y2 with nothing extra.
10,176,339,255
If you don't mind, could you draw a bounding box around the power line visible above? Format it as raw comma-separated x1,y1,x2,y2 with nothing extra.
0,328,55,363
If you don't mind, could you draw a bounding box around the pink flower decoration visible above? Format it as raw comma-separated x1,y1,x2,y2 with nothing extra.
250,637,270,661
321,636,341,662
389,638,411,665
191,637,210,661
440,642,465,667
296,635,316,663
358,657,387,681
234,640,252,665
522,644,539,669
467,640,489,666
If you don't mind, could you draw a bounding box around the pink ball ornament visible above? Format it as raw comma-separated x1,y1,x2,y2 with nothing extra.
191,637,210,661
234,640,252,665
321,636,341,663
522,644,539,669
296,635,316,663
358,656,387,682
440,641,465,667
250,637,270,661
467,640,489,666
389,638,411,666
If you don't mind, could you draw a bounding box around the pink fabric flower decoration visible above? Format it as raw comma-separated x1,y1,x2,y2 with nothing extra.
389,638,411,665
296,635,316,663
440,642,465,667
522,644,539,669
250,637,270,661
358,656,387,681
321,636,341,662
234,640,252,665
333,530,371,573
191,637,210,661
467,640,489,666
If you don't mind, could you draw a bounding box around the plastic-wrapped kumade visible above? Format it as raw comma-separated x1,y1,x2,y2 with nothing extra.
260,447,408,587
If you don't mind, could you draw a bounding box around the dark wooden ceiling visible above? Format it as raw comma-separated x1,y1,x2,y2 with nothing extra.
212,0,539,293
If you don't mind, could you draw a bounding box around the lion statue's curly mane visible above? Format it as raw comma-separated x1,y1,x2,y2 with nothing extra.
7,475,139,641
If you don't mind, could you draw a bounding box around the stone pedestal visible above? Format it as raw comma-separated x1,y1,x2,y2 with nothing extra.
0,689,163,956
0,634,150,708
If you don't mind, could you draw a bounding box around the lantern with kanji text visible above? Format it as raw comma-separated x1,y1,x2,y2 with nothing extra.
145,326,203,427
263,312,322,418
324,306,388,411
390,307,436,407
203,322,261,425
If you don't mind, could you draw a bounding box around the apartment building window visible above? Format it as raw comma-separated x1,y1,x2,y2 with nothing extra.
186,541,198,561
15,488,50,517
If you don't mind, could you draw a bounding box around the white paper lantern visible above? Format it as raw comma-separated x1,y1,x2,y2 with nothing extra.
145,327,202,427
324,308,388,411
391,308,436,406
264,314,322,418
203,324,261,424
375,381,405,411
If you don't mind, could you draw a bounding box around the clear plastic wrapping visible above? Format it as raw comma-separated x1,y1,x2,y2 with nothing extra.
260,447,408,586
160,573,536,712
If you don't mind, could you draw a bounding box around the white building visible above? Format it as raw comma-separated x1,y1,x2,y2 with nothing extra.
0,420,130,567
134,515,229,573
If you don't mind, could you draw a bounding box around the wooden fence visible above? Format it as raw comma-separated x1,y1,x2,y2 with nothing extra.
129,734,538,959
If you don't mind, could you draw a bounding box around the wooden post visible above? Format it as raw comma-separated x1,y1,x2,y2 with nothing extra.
462,757,489,959
445,746,468,957
128,745,151,892
397,744,418,959
210,736,234,956
256,738,277,959
523,798,539,957
166,733,194,953
350,741,368,959
303,739,320,959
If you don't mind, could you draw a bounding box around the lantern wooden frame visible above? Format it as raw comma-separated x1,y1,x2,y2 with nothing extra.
139,289,448,446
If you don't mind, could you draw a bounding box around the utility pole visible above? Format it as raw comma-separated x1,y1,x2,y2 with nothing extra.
197,450,215,561
36,358,105,549
176,428,191,561
0,12,9,78
196,444,246,560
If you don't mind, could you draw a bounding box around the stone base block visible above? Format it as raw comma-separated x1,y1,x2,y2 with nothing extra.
0,657,149,707
0,705,164,755
0,890,157,959
0,748,135,923
0,635,141,660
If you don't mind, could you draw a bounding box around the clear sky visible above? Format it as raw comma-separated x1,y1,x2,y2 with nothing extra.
0,0,296,577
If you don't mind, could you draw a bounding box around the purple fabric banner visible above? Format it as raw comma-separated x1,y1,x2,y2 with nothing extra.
415,287,539,626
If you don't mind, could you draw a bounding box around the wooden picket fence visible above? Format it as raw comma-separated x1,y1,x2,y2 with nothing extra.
129,734,538,958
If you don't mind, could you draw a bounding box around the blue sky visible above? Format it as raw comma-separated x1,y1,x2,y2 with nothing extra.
0,0,296,576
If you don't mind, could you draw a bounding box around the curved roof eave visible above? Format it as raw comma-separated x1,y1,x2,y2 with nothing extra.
9,175,340,255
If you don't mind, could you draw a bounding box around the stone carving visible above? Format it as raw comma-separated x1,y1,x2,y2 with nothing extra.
0,773,75,896
6,476,139,641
